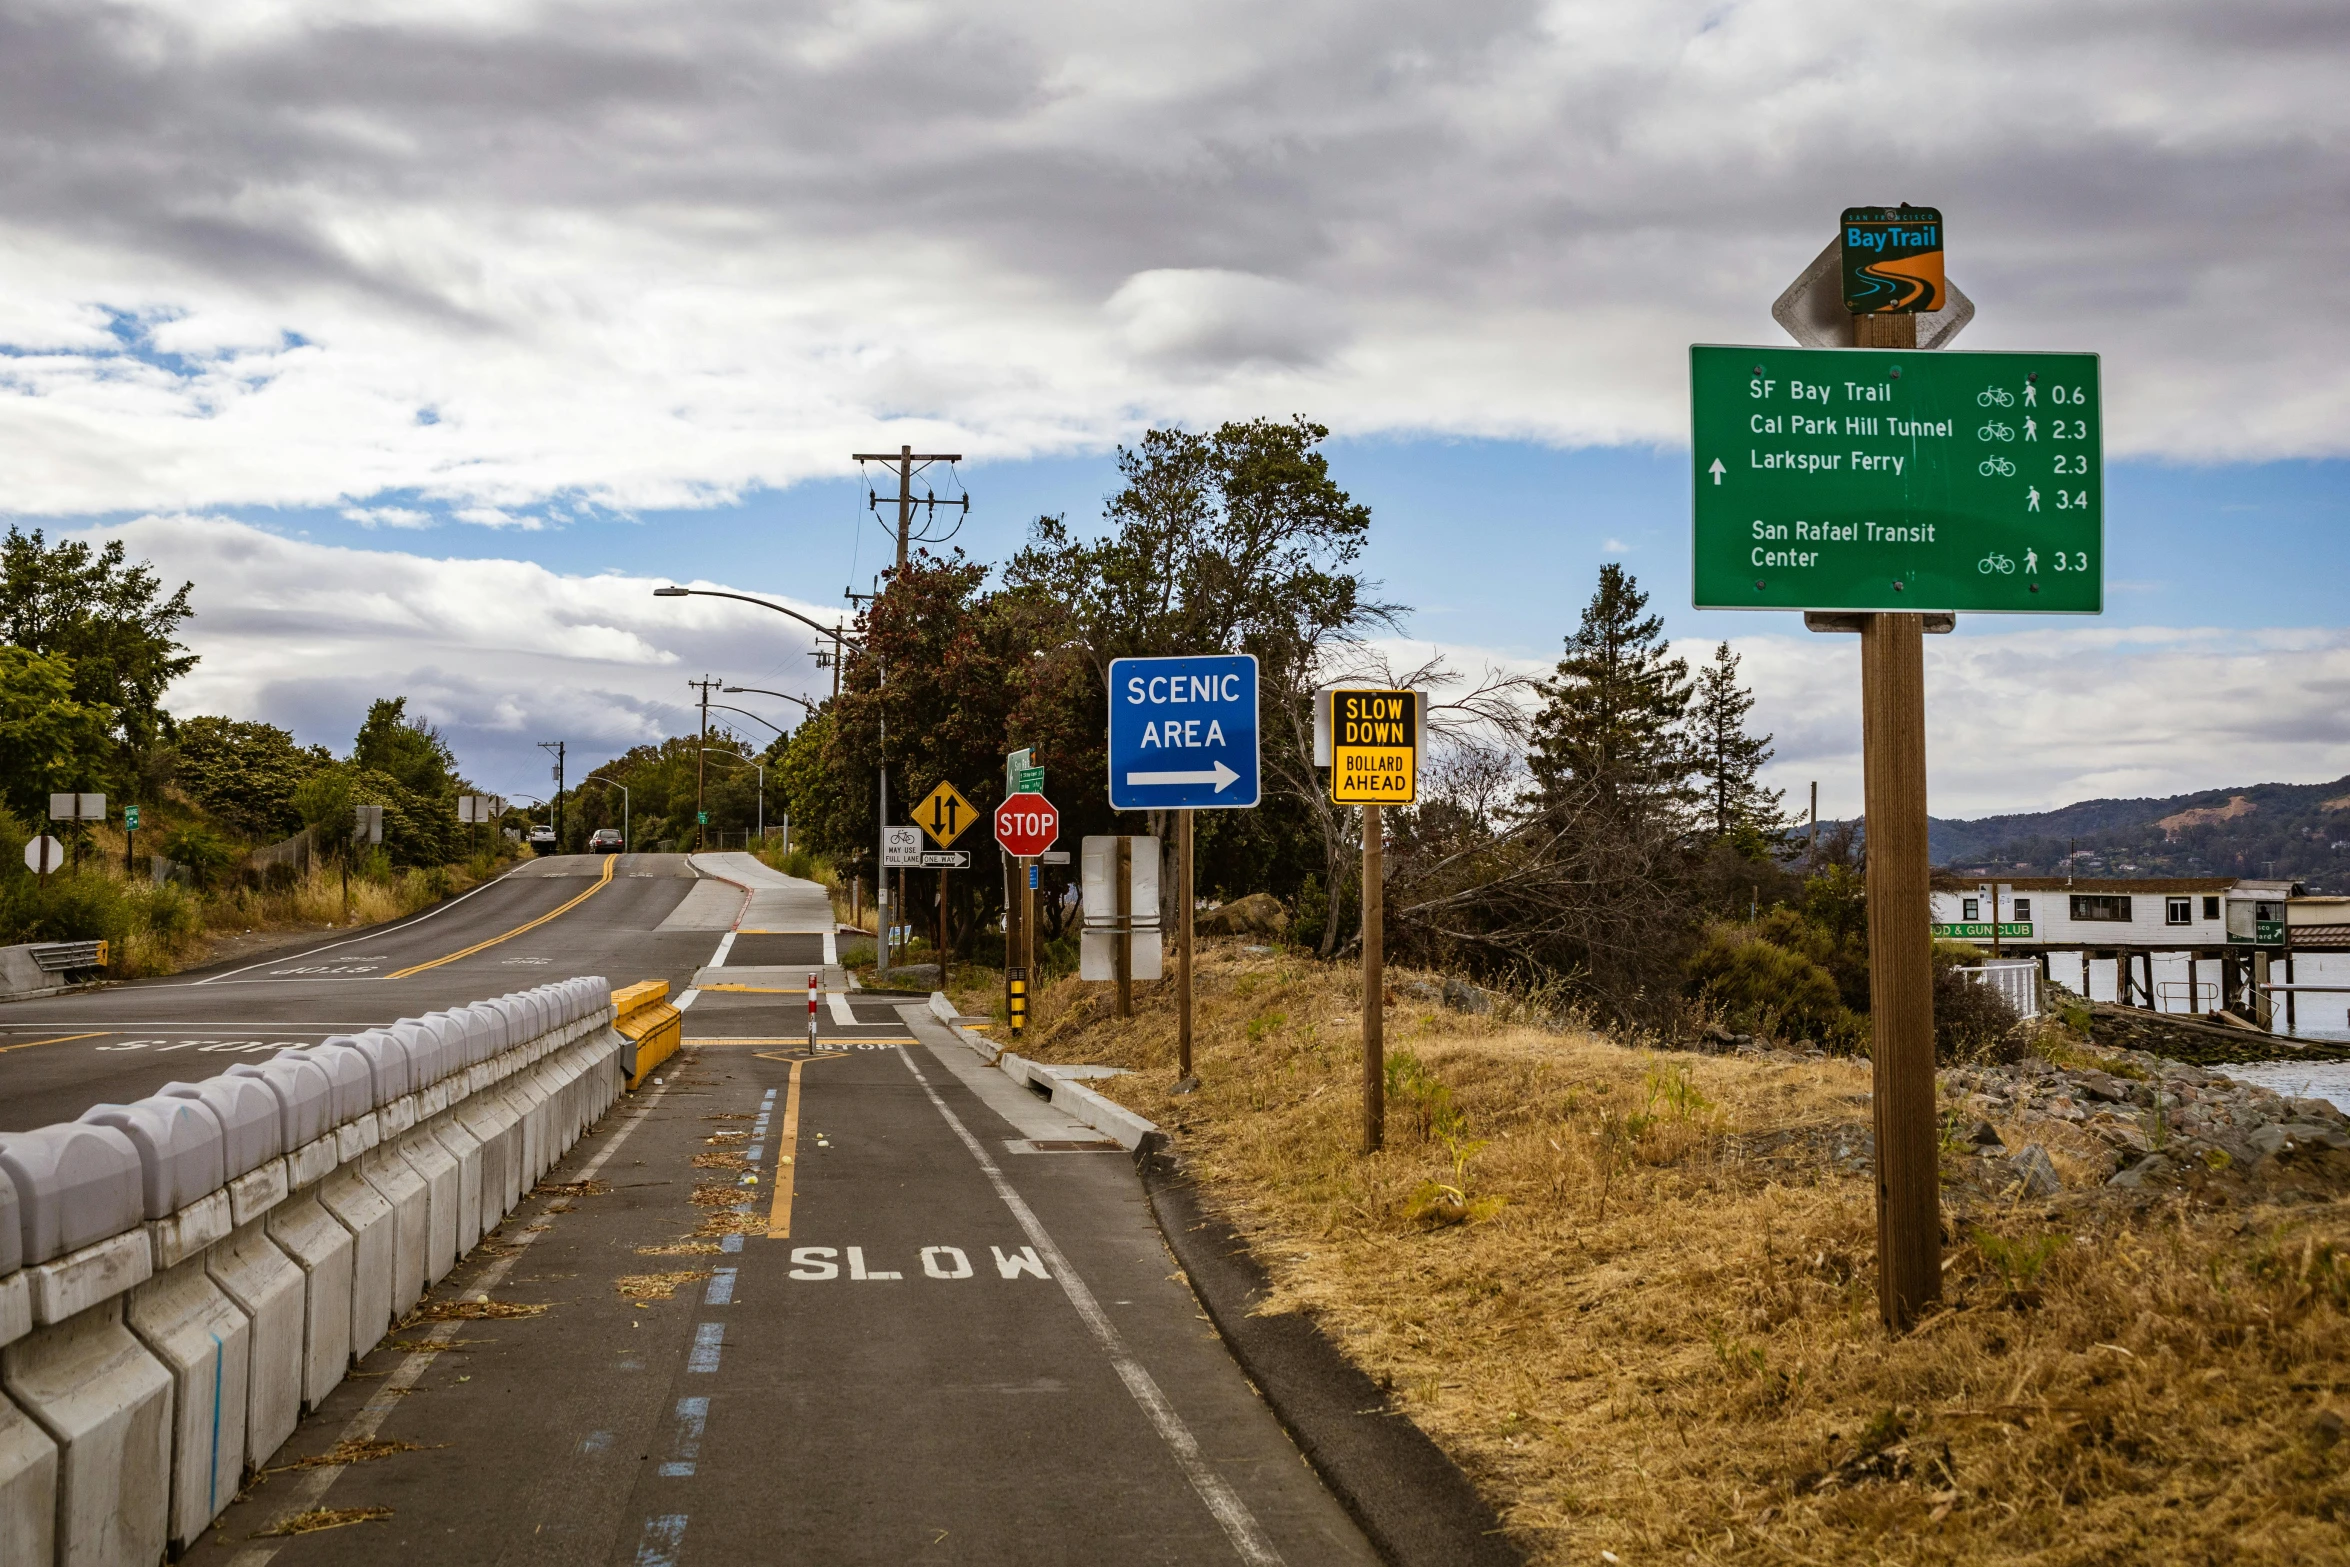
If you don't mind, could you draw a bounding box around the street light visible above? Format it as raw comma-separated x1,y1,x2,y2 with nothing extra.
724,685,817,715
578,775,630,852
699,748,768,847
652,586,860,652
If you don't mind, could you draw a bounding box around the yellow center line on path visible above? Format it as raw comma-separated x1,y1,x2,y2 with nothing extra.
385,856,616,979
0,1032,112,1055
766,1052,850,1240
693,1037,919,1047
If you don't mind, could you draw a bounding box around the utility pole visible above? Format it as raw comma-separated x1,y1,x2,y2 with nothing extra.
1809,781,1819,870
851,445,966,574
687,678,722,852
538,741,566,849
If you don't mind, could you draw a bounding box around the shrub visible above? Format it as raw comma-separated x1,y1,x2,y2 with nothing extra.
1684,919,1864,1048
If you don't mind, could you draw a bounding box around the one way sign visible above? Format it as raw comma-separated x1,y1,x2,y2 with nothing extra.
1107,654,1260,811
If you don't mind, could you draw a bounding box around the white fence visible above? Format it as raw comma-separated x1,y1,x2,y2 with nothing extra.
1960,958,2041,1019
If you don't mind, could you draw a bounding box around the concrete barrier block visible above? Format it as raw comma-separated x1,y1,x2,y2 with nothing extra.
396,1133,459,1283
203,1222,302,1469
225,1057,334,1153
0,1390,56,1567
227,1157,289,1227
2,1300,171,1567
158,1075,282,1182
0,1123,145,1267
29,1230,152,1324
263,1196,352,1413
331,1030,413,1105
278,1044,374,1126
359,1149,428,1318
126,1255,248,1552
148,1187,233,1270
335,1112,381,1163
288,1133,338,1190
78,1096,227,1221
378,1095,416,1137
317,1168,395,1357
455,1098,517,1224
427,1117,484,1256
0,1274,26,1349
0,1166,18,1279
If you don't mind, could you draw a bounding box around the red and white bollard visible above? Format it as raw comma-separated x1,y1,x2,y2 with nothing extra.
808,970,819,1050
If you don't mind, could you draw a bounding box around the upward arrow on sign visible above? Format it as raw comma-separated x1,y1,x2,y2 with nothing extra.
1708,458,1725,485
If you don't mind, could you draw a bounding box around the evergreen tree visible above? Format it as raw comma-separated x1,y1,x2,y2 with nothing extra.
1689,640,1784,842
1527,564,1693,817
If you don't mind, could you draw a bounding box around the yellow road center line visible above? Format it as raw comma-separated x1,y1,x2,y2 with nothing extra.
386,856,616,978
763,1051,848,1238
0,1032,111,1055
695,1037,918,1046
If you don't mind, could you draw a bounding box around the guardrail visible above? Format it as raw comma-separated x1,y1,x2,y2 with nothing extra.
612,980,682,1090
0,975,632,1564
25,942,106,975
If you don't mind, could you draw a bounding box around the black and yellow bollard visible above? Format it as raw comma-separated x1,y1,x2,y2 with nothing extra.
1008,969,1027,1035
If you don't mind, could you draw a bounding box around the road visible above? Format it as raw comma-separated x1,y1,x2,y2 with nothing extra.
3,854,1376,1564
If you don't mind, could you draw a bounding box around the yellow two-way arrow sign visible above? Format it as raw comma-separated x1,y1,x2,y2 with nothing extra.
917,780,977,847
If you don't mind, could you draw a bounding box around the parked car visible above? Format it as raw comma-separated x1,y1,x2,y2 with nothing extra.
588,828,625,851
528,825,557,855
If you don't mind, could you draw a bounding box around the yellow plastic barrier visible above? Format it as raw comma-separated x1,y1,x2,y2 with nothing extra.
613,978,682,1090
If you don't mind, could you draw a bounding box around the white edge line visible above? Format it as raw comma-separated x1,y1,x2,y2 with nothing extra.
894,1046,1283,1567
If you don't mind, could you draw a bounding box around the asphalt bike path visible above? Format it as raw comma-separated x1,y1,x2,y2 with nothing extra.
0,854,717,1129
25,853,1377,1562
181,1021,1376,1564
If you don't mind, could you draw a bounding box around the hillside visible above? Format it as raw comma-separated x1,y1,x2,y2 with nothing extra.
1916,773,2350,887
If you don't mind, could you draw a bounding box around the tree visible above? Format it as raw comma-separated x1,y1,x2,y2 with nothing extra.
171,716,329,843
0,647,115,820
1527,564,1693,819
0,528,196,773
352,699,459,799
1004,418,1393,949
1688,640,1784,844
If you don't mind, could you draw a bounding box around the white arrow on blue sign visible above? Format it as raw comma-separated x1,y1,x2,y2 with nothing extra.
1107,654,1261,811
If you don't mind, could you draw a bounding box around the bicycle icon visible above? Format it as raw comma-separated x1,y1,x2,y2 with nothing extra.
1977,421,2015,442
1979,456,2016,477
1977,387,2015,407
1978,552,2015,575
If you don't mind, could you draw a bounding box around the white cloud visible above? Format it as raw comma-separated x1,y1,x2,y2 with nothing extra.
0,1,2343,518
98,515,835,796
1380,622,2350,823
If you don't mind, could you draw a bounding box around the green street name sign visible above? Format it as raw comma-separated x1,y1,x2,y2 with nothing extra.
1692,345,2102,613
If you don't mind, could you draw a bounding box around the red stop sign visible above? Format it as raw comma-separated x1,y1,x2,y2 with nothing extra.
993,792,1060,858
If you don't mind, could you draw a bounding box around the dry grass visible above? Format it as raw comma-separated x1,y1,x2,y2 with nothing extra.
398,1298,549,1326
253,1506,394,1536
615,1270,710,1302
1016,941,2350,1565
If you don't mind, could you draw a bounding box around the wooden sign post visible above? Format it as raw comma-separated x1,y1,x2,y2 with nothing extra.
1328,689,1419,1154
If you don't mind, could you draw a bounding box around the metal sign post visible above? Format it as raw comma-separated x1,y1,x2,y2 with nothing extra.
918,781,978,977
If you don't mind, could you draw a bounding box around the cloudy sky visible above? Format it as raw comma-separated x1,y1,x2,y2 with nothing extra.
5,0,2347,817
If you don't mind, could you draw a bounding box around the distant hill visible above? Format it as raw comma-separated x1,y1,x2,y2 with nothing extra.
1914,775,2350,889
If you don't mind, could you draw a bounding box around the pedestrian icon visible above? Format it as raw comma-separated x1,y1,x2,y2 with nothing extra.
2026,487,2041,511
2022,382,2037,406
2023,416,2038,441
2024,548,2039,573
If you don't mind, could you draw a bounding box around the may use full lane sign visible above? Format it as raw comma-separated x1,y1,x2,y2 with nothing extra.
1691,344,2102,614
1107,655,1261,811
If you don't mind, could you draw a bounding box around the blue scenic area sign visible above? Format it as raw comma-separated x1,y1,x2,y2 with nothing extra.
1106,654,1261,811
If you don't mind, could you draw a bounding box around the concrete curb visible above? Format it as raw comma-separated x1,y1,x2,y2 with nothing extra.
1139,1148,1524,1567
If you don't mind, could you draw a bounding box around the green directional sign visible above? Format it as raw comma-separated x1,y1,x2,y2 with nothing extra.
1692,345,2102,614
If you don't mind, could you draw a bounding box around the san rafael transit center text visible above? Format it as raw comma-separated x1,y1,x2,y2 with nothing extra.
1690,344,2103,613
